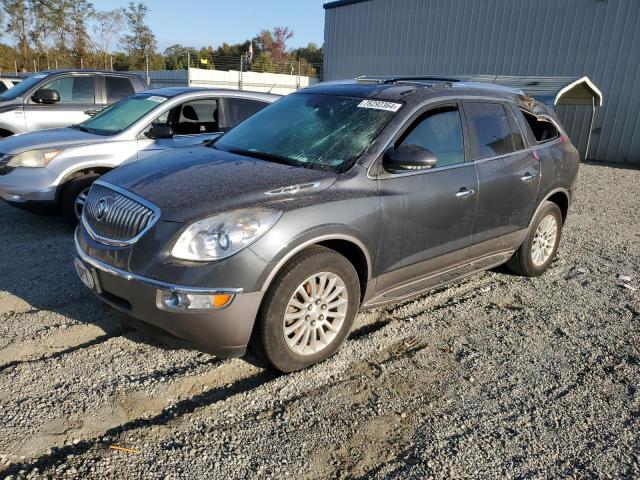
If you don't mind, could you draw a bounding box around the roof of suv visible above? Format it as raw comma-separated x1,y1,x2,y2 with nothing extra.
140,87,281,101
35,69,143,77
302,78,528,102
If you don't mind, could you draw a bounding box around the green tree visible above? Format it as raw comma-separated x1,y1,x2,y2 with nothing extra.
2,0,30,70
69,0,94,65
120,1,157,70
163,43,197,70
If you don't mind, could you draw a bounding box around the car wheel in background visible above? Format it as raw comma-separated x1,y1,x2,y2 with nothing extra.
61,173,101,225
255,246,360,372
506,201,563,277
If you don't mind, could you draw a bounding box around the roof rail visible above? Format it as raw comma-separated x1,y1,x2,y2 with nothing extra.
355,75,460,85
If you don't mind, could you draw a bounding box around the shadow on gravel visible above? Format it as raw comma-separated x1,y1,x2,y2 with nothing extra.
0,369,279,477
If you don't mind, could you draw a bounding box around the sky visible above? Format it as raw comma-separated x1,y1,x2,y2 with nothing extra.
91,0,327,52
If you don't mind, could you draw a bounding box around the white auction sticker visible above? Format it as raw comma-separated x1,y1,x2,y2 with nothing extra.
147,95,167,103
357,99,402,112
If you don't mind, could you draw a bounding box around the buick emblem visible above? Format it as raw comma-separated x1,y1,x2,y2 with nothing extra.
95,197,112,221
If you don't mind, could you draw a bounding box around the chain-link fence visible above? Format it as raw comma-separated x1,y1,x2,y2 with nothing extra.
0,53,324,81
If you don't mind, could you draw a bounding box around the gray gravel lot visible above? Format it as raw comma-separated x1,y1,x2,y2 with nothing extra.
0,162,638,479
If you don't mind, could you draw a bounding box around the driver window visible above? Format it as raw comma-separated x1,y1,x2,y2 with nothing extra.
40,75,95,104
397,106,465,167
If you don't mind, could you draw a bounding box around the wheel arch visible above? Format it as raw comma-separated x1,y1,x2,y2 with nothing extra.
529,187,571,227
259,233,373,304
56,166,114,201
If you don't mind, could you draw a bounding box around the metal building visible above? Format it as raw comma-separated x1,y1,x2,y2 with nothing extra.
323,0,640,165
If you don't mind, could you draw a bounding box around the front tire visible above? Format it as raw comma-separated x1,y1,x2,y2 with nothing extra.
506,201,563,277
60,174,100,225
255,246,360,372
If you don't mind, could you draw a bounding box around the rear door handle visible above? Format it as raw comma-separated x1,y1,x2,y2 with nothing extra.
455,187,475,199
520,172,536,183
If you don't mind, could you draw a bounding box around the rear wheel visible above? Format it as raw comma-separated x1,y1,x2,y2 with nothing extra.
255,246,360,372
60,173,100,225
506,201,563,276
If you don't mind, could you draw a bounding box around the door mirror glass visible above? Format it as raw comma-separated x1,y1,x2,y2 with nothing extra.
32,88,60,104
383,144,438,172
145,124,174,139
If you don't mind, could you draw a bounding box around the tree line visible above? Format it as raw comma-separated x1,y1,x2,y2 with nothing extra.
0,1,323,76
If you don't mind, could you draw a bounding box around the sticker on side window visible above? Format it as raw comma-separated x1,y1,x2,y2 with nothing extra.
146,95,167,103
357,100,402,112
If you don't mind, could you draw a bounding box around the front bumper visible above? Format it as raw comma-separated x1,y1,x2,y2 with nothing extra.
74,233,264,358
0,166,59,204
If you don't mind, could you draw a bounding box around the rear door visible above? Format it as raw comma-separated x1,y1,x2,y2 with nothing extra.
462,101,540,257
23,74,100,131
375,102,478,292
137,97,221,159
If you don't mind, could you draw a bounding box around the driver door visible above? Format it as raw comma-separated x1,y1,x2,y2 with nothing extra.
375,103,478,294
23,74,99,131
137,97,221,159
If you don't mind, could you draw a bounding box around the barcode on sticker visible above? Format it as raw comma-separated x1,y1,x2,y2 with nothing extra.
357,100,402,112
147,95,167,103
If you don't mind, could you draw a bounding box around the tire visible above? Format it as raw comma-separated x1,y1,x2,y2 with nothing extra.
506,201,563,277
60,173,101,225
254,246,361,372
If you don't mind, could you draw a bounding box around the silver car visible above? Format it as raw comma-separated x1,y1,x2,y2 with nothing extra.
0,87,279,222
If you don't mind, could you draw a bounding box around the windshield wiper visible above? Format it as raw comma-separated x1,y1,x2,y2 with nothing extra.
224,148,301,167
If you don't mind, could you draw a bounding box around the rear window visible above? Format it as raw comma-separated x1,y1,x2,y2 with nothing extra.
105,76,135,103
465,102,516,159
521,110,560,143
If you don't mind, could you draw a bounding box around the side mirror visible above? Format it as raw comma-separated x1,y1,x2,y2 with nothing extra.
382,144,438,172
32,88,60,104
145,124,174,139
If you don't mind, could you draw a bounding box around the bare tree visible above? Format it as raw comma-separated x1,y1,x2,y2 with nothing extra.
2,0,30,70
93,9,123,68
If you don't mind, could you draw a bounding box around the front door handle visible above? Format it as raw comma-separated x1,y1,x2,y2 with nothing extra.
455,187,475,199
520,172,536,183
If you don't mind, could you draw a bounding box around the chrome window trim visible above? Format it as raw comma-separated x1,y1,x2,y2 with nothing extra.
81,179,161,247
74,230,243,295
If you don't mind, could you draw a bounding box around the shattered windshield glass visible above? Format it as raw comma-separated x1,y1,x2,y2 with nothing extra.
213,93,400,172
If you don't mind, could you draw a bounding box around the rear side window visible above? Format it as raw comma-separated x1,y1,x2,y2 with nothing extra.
224,98,268,128
465,102,515,159
0,83,7,93
397,106,465,167
105,76,134,103
521,110,559,142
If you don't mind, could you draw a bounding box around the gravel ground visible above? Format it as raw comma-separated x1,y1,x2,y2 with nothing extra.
0,162,638,479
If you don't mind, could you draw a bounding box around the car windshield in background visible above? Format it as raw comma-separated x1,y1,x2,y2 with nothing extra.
213,93,400,172
0,74,46,101
73,94,167,135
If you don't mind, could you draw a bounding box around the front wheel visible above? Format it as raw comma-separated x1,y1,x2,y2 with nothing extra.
255,246,361,372
506,201,563,276
60,173,101,225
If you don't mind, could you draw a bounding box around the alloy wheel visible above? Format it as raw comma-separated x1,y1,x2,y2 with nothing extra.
531,213,558,266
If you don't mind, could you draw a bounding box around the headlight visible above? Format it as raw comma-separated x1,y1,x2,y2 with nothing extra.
6,149,63,168
171,208,281,261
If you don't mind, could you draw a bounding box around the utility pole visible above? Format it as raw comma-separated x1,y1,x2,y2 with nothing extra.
239,55,244,90
55,59,58,69
14,60,17,75
80,57,83,69
187,51,190,69
33,59,37,73
110,56,113,71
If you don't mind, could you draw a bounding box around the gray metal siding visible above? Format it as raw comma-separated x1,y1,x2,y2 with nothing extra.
324,0,640,164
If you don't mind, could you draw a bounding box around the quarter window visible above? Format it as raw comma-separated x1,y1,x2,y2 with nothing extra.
40,75,95,104
521,110,560,142
397,106,465,167
105,76,134,103
465,102,515,159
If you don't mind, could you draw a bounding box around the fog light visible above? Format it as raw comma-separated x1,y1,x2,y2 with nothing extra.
158,290,234,311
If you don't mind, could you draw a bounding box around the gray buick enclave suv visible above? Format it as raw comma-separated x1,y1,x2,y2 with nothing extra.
74,78,579,372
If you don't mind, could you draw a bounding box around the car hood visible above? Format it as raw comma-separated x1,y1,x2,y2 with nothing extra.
101,146,339,223
0,127,103,154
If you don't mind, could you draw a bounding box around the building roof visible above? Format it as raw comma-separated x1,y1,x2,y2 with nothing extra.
324,0,372,9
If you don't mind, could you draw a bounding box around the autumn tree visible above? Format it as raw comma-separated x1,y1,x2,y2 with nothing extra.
2,0,30,69
120,1,159,70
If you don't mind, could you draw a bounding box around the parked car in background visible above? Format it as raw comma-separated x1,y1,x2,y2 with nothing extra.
0,69,147,137
0,87,279,222
74,78,579,372
0,75,23,93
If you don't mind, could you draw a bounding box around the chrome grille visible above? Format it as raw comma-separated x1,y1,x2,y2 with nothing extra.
0,154,12,176
82,182,159,246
